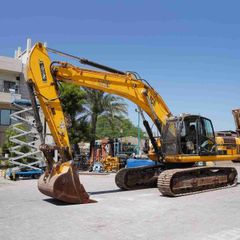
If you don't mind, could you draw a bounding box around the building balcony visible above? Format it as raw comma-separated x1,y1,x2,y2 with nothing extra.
0,91,21,104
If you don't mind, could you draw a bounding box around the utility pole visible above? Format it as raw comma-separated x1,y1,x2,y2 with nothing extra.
135,108,141,155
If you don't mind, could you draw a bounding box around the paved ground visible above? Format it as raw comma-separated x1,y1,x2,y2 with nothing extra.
1,162,240,240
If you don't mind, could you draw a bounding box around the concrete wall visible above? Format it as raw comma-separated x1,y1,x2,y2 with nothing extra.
0,56,22,73
19,72,29,99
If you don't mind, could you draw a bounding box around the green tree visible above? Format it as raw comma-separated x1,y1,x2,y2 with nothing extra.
4,124,30,157
81,89,127,159
60,83,90,144
96,115,145,139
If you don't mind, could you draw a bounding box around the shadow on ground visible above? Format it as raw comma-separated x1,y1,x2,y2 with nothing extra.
43,198,83,206
89,189,122,195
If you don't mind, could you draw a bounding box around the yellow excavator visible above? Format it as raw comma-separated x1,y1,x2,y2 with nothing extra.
26,42,240,203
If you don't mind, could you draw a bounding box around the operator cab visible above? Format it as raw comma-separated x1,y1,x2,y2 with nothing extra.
162,114,217,156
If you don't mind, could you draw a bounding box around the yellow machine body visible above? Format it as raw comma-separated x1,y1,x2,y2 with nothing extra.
27,43,240,203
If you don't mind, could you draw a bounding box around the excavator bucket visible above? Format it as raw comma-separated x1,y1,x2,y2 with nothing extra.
38,161,92,204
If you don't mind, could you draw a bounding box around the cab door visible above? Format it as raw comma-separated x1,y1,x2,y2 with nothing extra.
197,117,217,156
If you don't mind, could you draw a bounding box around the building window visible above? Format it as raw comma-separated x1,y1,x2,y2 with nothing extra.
3,81,18,93
0,109,17,125
0,109,11,125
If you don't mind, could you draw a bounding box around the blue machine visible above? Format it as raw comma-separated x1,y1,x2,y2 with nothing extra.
12,99,32,106
126,158,159,168
6,168,43,180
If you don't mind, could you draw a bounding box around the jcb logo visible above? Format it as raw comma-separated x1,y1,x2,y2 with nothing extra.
149,94,156,106
39,61,47,82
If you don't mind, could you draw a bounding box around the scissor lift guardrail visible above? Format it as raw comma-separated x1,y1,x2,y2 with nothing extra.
8,99,44,172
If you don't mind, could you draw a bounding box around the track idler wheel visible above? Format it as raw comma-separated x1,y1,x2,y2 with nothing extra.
38,161,93,204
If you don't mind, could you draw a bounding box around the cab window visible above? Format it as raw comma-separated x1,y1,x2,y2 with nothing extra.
202,118,214,139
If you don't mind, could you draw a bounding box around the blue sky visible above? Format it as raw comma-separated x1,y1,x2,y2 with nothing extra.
0,0,239,131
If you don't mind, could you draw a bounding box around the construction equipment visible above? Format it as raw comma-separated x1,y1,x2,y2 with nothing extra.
216,131,239,156
26,42,240,203
7,98,45,180
6,167,43,181
101,156,120,172
93,138,134,172
215,109,240,162
215,109,240,161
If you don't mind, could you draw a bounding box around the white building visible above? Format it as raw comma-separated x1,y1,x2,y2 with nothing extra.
0,54,30,144
0,39,41,145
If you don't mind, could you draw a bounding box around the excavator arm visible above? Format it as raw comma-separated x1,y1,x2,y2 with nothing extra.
52,63,171,126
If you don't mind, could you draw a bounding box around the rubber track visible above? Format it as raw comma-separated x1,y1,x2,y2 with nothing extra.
115,165,161,190
158,166,238,197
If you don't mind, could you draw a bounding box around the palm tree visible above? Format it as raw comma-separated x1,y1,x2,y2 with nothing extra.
81,88,127,161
